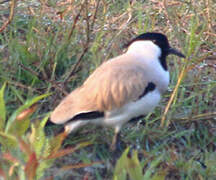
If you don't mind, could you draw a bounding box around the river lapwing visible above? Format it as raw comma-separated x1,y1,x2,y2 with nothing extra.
49,32,185,150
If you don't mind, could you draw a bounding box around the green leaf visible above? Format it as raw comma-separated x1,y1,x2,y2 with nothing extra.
29,115,49,157
127,150,143,180
8,118,30,136
151,173,166,180
0,131,17,149
114,148,144,180
47,131,67,156
113,147,129,180
29,115,54,179
0,83,6,131
5,93,51,133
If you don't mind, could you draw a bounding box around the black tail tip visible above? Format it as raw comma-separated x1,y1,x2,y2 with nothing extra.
45,118,65,136
45,117,57,127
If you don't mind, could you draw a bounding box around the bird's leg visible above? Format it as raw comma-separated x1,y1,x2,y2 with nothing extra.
110,127,121,151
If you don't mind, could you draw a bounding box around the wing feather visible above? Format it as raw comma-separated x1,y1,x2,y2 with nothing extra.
50,54,148,124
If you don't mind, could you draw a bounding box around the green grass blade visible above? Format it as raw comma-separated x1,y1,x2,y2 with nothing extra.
143,155,163,180
0,82,6,131
113,147,129,180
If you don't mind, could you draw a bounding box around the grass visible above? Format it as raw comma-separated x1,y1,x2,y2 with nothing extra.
0,0,216,179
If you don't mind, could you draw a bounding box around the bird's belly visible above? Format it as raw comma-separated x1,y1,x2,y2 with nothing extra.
102,89,161,127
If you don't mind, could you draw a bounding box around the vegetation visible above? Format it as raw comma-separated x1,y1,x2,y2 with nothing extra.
0,0,215,179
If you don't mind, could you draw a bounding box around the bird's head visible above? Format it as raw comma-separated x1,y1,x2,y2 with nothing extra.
126,32,185,70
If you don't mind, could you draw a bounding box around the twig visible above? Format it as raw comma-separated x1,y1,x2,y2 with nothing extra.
162,0,181,33
63,0,101,84
18,63,39,77
104,4,133,60
178,112,216,122
204,0,213,32
6,80,41,93
184,52,213,72
67,0,85,41
0,0,16,33
162,0,172,27
85,0,90,42
63,45,89,84
90,0,100,32
18,63,68,95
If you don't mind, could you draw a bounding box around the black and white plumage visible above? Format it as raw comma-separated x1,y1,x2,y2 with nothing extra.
49,32,185,150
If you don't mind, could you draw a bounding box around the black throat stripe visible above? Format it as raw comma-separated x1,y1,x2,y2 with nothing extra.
138,82,156,99
159,54,168,71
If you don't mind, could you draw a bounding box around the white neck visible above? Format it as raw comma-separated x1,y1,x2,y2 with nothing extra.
126,41,161,59
126,40,169,93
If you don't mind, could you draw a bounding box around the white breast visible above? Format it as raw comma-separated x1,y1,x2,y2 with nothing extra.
102,88,161,128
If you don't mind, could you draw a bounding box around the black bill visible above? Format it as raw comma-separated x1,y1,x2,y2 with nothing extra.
168,48,185,58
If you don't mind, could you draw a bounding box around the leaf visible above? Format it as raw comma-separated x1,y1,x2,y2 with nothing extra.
151,173,166,180
29,115,53,179
18,137,33,156
0,131,17,149
9,163,18,177
114,148,143,180
46,141,91,159
24,152,38,180
2,153,20,176
126,150,143,180
7,117,30,136
0,167,6,179
29,115,49,157
46,131,68,157
113,147,130,180
8,105,38,136
0,82,6,131
3,153,20,164
5,93,51,133
16,104,37,121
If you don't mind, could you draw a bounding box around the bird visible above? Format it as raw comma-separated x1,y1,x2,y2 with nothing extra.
49,32,185,150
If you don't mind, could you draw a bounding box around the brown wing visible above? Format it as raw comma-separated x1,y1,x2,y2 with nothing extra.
50,54,148,124
83,59,148,111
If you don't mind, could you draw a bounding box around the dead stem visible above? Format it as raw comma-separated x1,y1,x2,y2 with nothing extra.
18,63,68,95
0,0,16,33
161,64,187,127
67,0,86,41
160,52,212,127
63,0,101,85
